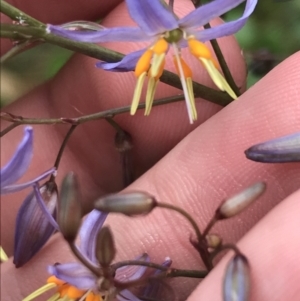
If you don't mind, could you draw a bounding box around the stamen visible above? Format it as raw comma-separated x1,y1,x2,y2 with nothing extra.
66,286,85,299
0,246,8,262
47,276,66,286
86,292,103,301
152,38,168,54
187,39,212,60
145,77,158,116
22,283,57,301
47,293,60,301
131,72,147,115
134,50,153,77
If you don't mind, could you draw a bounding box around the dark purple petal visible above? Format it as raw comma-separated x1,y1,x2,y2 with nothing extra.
78,209,108,263
125,0,178,36
179,0,245,29
0,127,33,189
193,0,258,42
48,263,96,290
47,24,148,42
96,49,145,72
1,167,56,194
245,132,300,163
223,254,250,301
115,253,150,282
13,182,58,267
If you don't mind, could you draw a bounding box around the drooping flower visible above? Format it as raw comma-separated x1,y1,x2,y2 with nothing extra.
0,126,55,194
245,132,300,163
23,209,171,301
47,0,257,123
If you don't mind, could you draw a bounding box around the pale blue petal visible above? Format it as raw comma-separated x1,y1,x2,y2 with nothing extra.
1,167,56,194
0,127,33,189
48,263,96,290
125,0,178,35
193,0,258,42
179,0,245,29
245,132,300,163
13,182,57,267
96,49,145,72
78,209,108,263
47,25,148,42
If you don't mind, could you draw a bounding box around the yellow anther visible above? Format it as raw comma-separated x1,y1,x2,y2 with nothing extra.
152,38,169,54
0,246,8,262
58,284,70,296
187,39,212,60
173,56,193,79
47,276,66,286
135,49,153,77
131,72,147,115
66,286,85,299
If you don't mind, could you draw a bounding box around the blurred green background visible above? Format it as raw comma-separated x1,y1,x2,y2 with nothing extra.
1,0,299,106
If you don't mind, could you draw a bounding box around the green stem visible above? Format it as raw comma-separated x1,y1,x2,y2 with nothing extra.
0,0,44,27
0,23,233,106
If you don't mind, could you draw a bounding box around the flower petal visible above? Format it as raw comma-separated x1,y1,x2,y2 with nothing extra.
115,253,150,282
13,182,58,267
117,289,143,301
78,209,108,263
47,24,148,42
179,0,245,29
125,0,178,36
193,0,258,42
48,263,96,290
96,49,145,72
1,167,56,194
245,132,300,163
0,127,33,189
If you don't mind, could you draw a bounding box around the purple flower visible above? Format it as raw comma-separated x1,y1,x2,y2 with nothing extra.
0,127,55,194
245,132,300,163
47,0,257,123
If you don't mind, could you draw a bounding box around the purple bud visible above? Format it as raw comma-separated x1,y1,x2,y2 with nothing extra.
223,254,250,301
13,181,58,267
245,132,300,163
94,192,157,216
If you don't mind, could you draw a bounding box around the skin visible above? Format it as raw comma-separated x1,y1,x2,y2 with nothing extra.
0,0,299,300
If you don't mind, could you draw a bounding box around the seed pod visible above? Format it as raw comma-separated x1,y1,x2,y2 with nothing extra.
94,192,157,216
223,254,250,301
58,172,82,242
205,234,222,249
217,182,266,219
96,226,116,267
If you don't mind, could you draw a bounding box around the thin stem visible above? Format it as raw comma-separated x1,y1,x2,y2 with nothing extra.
0,94,186,125
0,121,21,137
50,125,77,182
201,215,218,238
209,243,242,266
0,23,233,106
157,203,202,245
203,23,241,97
0,0,44,27
0,40,35,63
105,118,123,133
69,242,101,277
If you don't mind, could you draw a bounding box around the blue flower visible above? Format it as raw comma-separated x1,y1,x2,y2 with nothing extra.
0,127,55,194
47,0,257,123
23,209,171,301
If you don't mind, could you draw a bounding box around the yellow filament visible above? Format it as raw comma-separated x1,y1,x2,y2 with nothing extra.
200,58,237,99
145,77,158,116
173,56,193,79
0,246,8,262
131,72,147,115
47,276,66,286
150,53,165,78
134,50,153,77
186,78,197,120
47,293,60,301
188,39,212,60
22,283,57,301
152,38,168,54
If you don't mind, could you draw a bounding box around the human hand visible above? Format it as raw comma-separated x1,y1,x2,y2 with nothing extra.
1,0,300,300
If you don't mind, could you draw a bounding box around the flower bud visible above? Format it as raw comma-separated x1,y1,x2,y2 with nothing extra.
58,172,82,242
115,131,133,153
95,226,116,267
217,182,266,219
94,192,157,216
223,254,250,301
205,234,222,249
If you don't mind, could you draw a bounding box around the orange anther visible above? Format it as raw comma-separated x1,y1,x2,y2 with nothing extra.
66,286,86,299
86,292,102,301
58,284,70,297
173,56,193,79
152,38,168,54
47,276,65,286
187,39,212,59
135,49,153,77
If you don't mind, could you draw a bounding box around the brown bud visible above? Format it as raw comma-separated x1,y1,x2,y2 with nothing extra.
205,234,222,249
94,192,157,216
96,226,116,267
217,182,266,219
115,131,133,153
58,172,82,242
